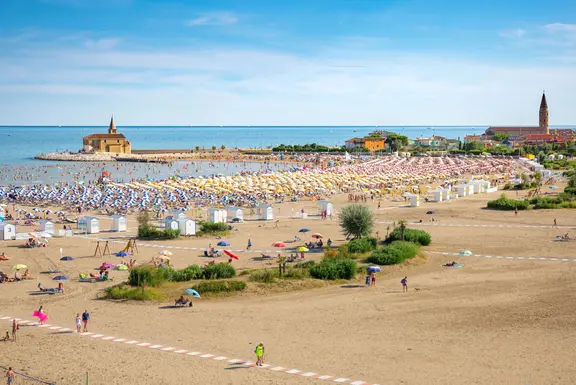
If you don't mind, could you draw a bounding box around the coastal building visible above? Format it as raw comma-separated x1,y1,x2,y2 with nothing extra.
83,116,131,154
344,137,386,151
484,92,575,141
413,135,448,149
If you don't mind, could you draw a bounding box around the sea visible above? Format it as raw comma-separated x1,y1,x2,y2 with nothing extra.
0,125,571,185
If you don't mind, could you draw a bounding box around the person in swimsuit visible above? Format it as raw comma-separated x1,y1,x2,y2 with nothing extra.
6,368,15,385
255,342,265,366
371,273,376,287
401,277,408,292
75,314,82,333
11,320,17,342
82,310,90,332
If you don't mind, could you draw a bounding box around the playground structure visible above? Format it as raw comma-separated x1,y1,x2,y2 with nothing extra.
93,241,111,258
121,238,139,254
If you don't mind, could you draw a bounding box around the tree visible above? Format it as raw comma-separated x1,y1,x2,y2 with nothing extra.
338,204,374,239
211,145,217,151
398,220,407,241
194,145,200,152
492,133,510,142
221,144,226,150
385,134,409,152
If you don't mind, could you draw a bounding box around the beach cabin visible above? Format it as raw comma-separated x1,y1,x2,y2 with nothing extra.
0,223,16,240
164,218,179,231
111,215,127,232
39,220,55,235
209,208,227,224
441,189,450,201
405,193,420,207
169,211,187,220
318,201,334,216
431,189,443,202
177,217,196,236
257,204,274,221
83,216,100,234
457,184,473,197
226,207,244,221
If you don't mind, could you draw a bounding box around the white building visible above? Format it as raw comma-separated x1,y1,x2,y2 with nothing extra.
0,223,16,240
111,215,127,232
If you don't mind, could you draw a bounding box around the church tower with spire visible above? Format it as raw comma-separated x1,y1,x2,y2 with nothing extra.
108,115,118,134
539,92,549,134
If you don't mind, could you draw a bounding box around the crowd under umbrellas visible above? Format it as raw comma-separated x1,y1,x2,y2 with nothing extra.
0,157,515,213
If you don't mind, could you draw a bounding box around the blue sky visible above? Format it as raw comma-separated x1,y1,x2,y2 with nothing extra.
1,0,575,125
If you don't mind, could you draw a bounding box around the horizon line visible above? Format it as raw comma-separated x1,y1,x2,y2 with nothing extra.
1,124,574,128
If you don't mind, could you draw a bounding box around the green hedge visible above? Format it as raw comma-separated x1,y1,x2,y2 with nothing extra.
128,264,235,286
138,225,180,240
347,237,378,253
191,280,247,294
309,258,357,280
565,187,576,196
385,228,431,246
367,241,420,265
487,194,530,210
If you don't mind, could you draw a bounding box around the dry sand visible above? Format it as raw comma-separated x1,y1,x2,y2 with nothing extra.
1,188,576,384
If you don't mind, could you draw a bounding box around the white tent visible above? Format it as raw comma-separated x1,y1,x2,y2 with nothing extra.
0,223,16,240
111,215,127,232
39,220,54,234
226,207,244,221
177,218,196,235
257,204,274,221
318,201,334,216
164,218,179,231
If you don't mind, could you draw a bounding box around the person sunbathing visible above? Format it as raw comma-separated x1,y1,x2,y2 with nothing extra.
22,270,32,279
38,283,48,292
0,253,8,261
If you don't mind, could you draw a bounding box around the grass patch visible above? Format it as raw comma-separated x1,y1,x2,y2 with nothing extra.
191,280,247,294
385,228,431,246
104,285,165,301
487,194,530,210
309,258,357,280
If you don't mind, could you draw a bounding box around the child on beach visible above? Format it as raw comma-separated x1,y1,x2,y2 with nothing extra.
401,277,408,292
254,342,265,366
76,314,82,332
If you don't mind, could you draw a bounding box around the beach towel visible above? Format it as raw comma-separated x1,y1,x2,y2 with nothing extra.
32,311,48,322
443,264,463,268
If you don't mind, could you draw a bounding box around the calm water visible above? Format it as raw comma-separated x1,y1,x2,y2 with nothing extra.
0,126,488,165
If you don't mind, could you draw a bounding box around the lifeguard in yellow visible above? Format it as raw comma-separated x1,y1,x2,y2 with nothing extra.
254,342,265,366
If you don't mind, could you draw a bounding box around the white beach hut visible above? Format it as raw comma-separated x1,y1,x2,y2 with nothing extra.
111,215,127,232
169,211,187,220
83,216,100,234
431,189,443,202
257,204,274,221
226,207,244,221
405,193,420,207
318,201,334,216
457,184,469,197
177,217,196,236
441,189,450,201
209,208,227,224
164,218,179,231
0,223,16,240
39,220,55,234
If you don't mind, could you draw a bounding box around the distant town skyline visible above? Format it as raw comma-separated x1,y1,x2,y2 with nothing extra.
1,0,575,126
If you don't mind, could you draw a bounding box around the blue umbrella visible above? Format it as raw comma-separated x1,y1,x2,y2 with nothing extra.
185,289,201,298
217,241,230,246
116,251,129,257
367,266,382,273
299,228,310,233
60,256,74,261
53,275,69,281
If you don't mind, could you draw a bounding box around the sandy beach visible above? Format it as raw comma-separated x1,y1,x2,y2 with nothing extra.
1,186,576,385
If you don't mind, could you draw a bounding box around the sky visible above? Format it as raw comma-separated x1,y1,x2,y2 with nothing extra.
1,0,575,126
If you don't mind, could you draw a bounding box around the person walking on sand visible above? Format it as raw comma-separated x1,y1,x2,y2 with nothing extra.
81,310,90,332
401,277,408,292
553,217,557,227
11,320,17,342
255,342,265,366
75,314,82,333
514,207,518,216
371,272,376,287
6,367,15,385
247,239,252,250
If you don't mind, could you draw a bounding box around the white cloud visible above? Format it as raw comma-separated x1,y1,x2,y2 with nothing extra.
545,23,576,33
499,28,527,38
186,12,237,26
84,38,121,50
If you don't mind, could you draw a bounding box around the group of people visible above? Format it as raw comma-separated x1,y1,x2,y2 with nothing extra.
0,269,32,284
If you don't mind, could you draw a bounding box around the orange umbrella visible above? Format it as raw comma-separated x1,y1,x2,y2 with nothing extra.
224,250,239,260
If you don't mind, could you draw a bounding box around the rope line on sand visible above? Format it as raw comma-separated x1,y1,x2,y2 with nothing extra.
429,251,576,262
0,315,378,385
378,221,573,229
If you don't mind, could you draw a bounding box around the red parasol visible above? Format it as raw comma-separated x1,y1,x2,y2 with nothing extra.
273,242,286,247
311,233,323,239
224,250,239,260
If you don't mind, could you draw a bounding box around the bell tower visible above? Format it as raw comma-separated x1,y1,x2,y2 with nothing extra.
539,92,549,134
108,115,117,134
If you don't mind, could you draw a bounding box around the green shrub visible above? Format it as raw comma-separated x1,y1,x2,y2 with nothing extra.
105,285,164,301
294,260,316,269
385,228,431,246
309,258,357,280
565,187,576,196
282,266,310,279
170,265,203,281
163,229,181,239
487,194,530,210
191,280,247,294
249,269,278,283
199,222,229,234
128,266,166,287
367,241,420,265
203,263,236,279
347,237,378,253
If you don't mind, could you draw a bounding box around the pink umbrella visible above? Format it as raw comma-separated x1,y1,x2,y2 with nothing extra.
273,242,286,247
